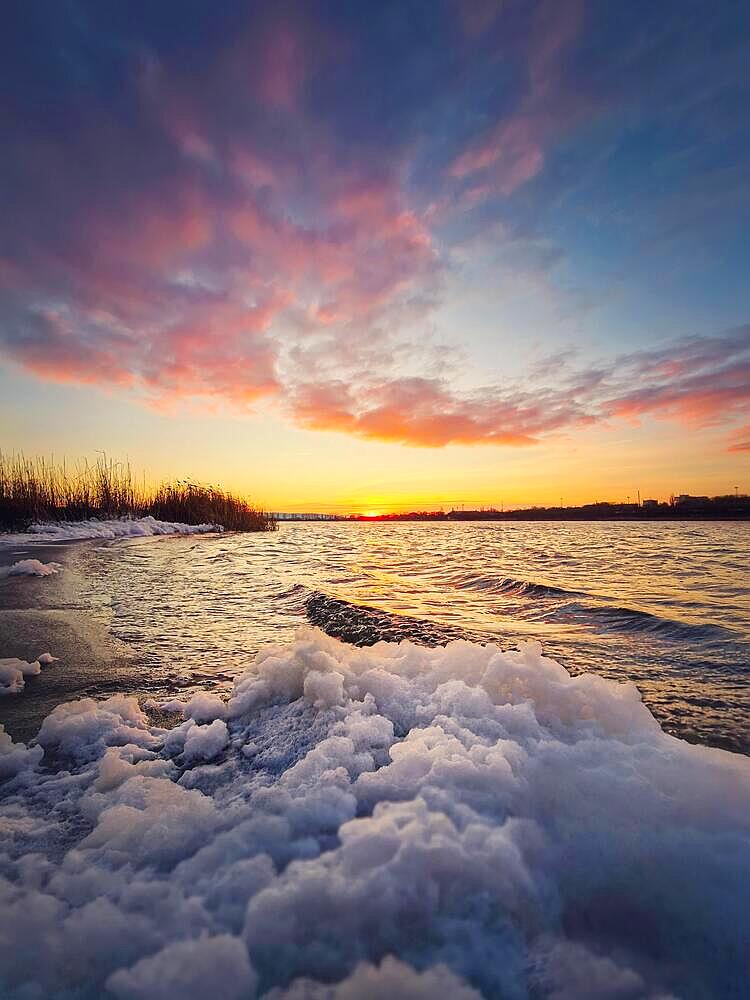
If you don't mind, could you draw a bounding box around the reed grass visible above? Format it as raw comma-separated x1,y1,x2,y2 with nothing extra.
0,452,275,533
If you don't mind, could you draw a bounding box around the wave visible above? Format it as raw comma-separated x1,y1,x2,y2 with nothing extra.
298,585,732,648
553,601,733,641
452,571,586,599
304,590,470,646
450,573,731,642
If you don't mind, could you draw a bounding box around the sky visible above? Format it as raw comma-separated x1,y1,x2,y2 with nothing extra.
1,0,749,512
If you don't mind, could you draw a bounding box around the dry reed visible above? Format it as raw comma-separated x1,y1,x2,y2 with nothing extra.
0,452,275,532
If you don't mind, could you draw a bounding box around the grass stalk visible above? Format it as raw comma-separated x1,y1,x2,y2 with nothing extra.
0,452,275,533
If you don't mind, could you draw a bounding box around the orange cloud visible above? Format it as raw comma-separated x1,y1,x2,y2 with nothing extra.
288,329,750,450
290,376,588,447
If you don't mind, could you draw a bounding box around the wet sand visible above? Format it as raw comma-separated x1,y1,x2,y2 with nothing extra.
0,540,144,744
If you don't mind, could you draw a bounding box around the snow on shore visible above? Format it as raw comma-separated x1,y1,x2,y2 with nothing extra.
0,516,221,546
1,628,748,998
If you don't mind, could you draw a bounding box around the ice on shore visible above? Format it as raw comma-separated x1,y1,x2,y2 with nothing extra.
1,628,749,998
0,515,220,546
0,558,63,577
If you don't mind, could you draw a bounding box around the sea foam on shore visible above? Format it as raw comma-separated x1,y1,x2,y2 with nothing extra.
1,628,748,999
0,558,64,577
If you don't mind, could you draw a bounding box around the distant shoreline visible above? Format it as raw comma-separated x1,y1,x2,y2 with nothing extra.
280,512,750,522
276,493,750,522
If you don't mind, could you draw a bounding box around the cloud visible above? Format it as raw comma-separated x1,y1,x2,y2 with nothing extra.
0,1,748,458
289,327,750,450
0,163,437,409
254,23,307,111
605,327,750,433
0,8,438,412
448,0,591,198
290,376,591,448
728,426,750,453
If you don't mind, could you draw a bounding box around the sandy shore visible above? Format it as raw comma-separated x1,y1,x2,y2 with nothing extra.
0,539,143,743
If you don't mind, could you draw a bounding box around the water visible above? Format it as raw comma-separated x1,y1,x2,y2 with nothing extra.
72,520,750,754
3,520,750,1000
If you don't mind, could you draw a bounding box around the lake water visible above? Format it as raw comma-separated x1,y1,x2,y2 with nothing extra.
77,520,750,753
3,519,750,1000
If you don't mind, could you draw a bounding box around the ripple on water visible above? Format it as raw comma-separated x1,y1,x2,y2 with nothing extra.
69,520,750,753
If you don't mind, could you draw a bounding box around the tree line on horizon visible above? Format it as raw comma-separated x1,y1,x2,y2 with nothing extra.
345,494,750,522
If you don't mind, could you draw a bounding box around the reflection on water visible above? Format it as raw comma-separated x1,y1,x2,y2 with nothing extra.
77,520,750,753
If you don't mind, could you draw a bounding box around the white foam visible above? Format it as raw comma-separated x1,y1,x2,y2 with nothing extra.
0,652,59,697
0,628,748,999
107,935,258,1000
0,657,43,696
181,719,230,765
267,956,483,998
0,558,63,577
157,692,228,723
36,693,159,760
0,723,43,779
0,515,221,546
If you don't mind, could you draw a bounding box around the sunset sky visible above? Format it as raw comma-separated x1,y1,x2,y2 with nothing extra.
1,0,749,512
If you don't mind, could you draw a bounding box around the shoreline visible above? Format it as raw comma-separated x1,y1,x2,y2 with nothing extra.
2,520,747,754
0,538,145,744
342,513,750,523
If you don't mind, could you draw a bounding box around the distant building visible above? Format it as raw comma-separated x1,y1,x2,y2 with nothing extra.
642,499,659,509
668,494,750,516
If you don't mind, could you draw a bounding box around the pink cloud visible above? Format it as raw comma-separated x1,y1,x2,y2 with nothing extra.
0,31,436,413
728,426,750,453
448,0,589,198
254,24,306,110
607,376,750,425
286,328,750,450
228,171,436,324
231,149,284,191
8,310,136,388
450,117,546,193
142,296,286,404
607,332,750,430
2,160,436,412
